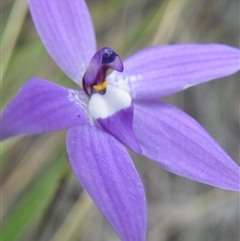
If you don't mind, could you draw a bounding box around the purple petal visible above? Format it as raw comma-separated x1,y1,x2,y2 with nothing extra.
1,78,87,140
97,104,142,154
67,125,147,241
29,0,96,85
108,44,240,99
133,100,240,191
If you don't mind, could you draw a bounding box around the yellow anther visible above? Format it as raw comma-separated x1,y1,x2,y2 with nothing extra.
93,80,108,92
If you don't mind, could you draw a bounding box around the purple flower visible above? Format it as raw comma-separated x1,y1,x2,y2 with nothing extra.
1,0,239,240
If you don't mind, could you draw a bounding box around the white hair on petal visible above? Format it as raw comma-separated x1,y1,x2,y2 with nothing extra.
107,73,142,99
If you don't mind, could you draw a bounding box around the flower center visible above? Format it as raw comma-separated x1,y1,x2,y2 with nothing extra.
82,47,123,96
93,80,108,92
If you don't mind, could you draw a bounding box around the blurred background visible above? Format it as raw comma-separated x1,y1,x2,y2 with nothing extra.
1,0,239,240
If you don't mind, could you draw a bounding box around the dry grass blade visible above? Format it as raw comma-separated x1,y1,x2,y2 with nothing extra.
2,132,65,219
49,191,94,241
148,189,239,240
151,0,189,45
1,0,28,83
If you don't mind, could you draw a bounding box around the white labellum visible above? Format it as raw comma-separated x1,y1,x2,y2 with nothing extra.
89,87,132,119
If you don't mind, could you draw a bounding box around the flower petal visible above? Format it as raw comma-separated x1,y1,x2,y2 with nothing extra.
1,78,87,140
29,0,96,85
67,125,147,241
133,100,240,191
108,44,240,99
89,87,141,153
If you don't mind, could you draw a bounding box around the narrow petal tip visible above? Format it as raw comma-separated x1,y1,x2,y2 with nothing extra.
67,125,147,241
1,78,87,140
133,100,240,191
